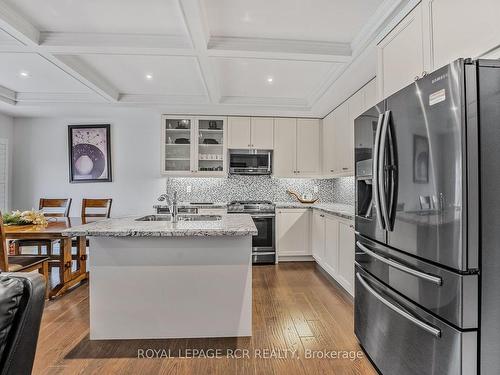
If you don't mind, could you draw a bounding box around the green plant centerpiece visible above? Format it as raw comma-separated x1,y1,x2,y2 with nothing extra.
2,210,48,226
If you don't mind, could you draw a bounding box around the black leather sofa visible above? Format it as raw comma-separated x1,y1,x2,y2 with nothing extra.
0,273,46,375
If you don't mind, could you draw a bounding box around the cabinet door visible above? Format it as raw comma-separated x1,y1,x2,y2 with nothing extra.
363,78,378,111
251,117,274,149
162,116,195,175
378,3,425,98
196,117,226,176
332,102,350,174
274,118,297,177
426,0,500,69
322,112,337,175
228,117,251,149
311,211,325,262
296,119,320,175
276,209,310,256
337,221,355,296
324,215,339,275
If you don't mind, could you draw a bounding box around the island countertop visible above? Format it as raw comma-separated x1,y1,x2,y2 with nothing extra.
62,214,257,237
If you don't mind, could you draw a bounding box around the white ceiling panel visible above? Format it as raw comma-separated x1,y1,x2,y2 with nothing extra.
0,53,92,93
74,54,207,96
203,0,384,43
4,0,187,35
213,57,342,100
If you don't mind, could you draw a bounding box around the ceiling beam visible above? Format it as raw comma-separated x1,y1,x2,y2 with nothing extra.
0,85,15,105
178,0,221,103
40,32,196,56
208,36,351,62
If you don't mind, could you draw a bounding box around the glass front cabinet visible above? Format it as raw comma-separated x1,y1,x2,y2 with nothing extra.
161,115,227,176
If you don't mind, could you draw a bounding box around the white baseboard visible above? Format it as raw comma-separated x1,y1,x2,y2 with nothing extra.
278,255,315,262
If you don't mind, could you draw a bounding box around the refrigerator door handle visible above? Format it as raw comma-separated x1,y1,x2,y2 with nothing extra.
378,111,391,231
386,110,398,231
356,241,442,285
356,272,442,338
373,113,385,230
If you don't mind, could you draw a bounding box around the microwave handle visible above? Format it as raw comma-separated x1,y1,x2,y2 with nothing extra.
268,152,271,172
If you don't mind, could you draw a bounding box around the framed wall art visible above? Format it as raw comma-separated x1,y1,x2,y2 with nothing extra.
68,124,112,183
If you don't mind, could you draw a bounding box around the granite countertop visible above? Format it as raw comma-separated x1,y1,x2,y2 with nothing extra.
62,214,257,237
275,202,354,220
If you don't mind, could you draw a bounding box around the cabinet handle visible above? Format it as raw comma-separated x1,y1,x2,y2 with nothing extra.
342,167,348,171
330,169,334,172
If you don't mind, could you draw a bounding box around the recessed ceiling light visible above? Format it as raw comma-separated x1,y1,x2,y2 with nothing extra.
19,71,30,78
145,74,153,80
267,77,274,83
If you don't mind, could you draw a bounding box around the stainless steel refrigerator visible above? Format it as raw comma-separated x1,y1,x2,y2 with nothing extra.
354,59,500,375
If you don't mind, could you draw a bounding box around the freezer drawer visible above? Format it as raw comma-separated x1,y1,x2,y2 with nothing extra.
355,266,477,375
355,235,478,329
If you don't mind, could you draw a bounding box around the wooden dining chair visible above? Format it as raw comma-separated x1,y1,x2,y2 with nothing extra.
81,198,112,223
12,198,72,256
0,213,49,298
72,199,112,251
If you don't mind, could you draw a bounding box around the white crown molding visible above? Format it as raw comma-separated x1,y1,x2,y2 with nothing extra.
208,36,351,60
15,92,105,103
40,32,195,55
220,95,309,108
0,85,15,101
119,94,209,105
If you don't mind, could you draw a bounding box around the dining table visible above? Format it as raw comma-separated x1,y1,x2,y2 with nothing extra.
5,217,88,299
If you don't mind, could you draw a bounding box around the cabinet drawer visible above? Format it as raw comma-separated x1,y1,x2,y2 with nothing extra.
355,235,478,329
355,266,477,375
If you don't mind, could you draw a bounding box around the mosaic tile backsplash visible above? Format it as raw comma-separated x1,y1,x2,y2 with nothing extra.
166,175,354,205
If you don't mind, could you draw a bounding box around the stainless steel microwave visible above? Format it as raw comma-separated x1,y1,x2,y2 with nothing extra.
229,150,272,175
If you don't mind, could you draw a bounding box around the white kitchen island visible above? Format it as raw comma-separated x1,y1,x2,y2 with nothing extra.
63,214,256,340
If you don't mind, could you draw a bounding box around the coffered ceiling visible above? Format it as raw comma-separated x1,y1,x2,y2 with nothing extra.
0,0,410,117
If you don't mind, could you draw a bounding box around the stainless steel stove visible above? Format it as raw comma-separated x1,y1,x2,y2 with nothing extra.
227,200,276,264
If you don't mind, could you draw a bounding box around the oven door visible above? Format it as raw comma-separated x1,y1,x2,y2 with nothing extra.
251,215,275,252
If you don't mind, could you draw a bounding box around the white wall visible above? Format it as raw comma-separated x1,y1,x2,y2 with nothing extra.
12,110,166,217
0,112,14,211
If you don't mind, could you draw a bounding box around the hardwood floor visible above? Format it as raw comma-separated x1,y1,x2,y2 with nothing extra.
33,262,376,375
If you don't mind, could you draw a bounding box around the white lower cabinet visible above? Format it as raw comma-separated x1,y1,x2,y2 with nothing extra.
277,208,355,296
311,211,354,296
336,221,355,295
311,210,325,263
276,209,311,257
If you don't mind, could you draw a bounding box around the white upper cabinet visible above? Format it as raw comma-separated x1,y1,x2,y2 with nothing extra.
274,118,320,177
274,117,297,177
162,115,227,177
251,117,274,149
377,3,426,99
228,117,251,149
228,116,274,149
322,111,337,175
296,119,321,175
424,0,500,69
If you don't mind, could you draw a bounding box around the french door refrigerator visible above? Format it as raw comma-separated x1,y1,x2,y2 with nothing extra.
354,59,500,375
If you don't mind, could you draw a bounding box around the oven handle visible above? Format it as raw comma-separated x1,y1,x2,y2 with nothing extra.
356,272,441,338
250,214,276,219
356,241,442,285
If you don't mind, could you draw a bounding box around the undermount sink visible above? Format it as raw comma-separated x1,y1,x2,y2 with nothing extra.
136,215,171,221
178,215,222,222
135,214,222,222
